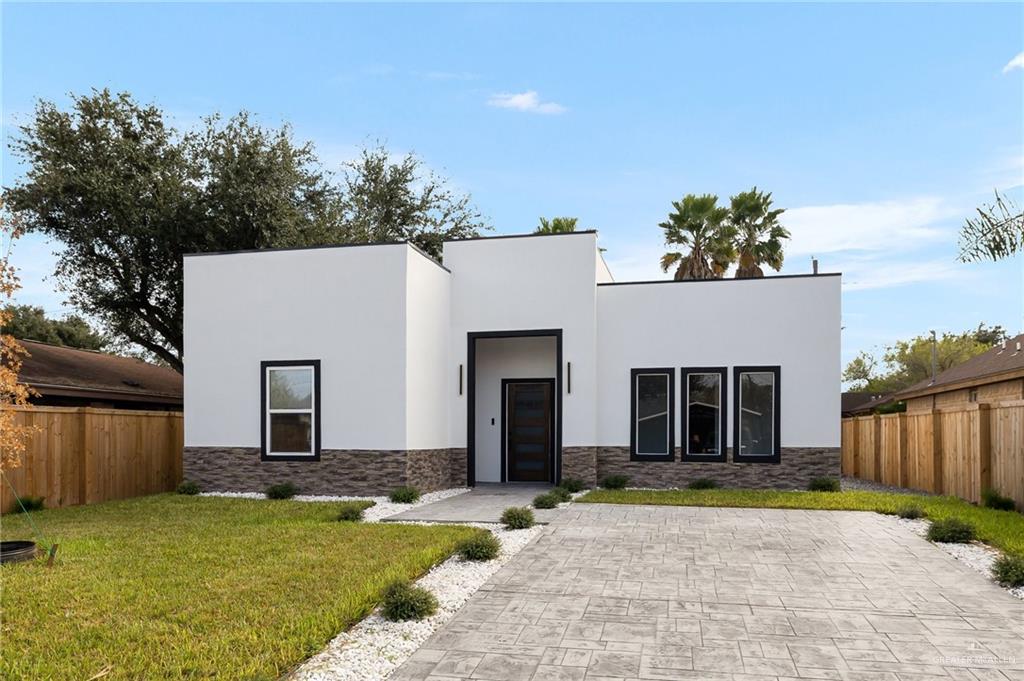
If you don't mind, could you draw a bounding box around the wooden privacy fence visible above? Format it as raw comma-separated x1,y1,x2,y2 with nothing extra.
841,401,1024,508
1,406,183,513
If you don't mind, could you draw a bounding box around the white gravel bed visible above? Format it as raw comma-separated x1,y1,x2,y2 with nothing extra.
898,517,1023,600
288,522,543,681
843,476,932,495
200,487,470,522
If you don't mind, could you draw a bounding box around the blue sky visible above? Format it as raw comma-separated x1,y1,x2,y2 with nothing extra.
2,2,1022,377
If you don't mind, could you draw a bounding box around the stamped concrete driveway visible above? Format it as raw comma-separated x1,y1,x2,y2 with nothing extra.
391,503,1024,681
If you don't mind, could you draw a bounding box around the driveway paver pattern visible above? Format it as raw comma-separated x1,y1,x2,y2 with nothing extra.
390,503,1024,680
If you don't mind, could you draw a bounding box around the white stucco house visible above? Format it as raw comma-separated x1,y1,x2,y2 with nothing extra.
183,230,841,494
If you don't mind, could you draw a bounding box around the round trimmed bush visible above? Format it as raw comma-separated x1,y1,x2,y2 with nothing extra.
687,478,718,490
381,580,438,621
501,506,535,529
550,487,573,503
927,518,976,543
17,496,46,512
336,502,369,522
992,554,1024,587
265,482,298,499
600,474,629,490
896,505,926,520
982,488,1016,512
559,477,587,493
176,480,200,495
389,486,420,504
807,477,840,492
457,532,501,561
533,493,558,509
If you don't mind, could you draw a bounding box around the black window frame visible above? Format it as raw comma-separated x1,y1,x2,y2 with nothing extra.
680,367,728,463
630,367,675,462
261,359,322,462
732,365,781,464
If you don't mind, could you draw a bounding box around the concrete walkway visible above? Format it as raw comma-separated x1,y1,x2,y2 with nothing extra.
391,503,1024,680
386,484,565,524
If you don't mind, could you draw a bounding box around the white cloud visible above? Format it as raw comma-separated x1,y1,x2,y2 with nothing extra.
487,91,566,115
784,197,957,257
831,256,971,291
1002,51,1024,74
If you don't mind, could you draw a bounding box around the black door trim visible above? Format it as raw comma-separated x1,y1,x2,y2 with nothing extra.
501,378,556,483
466,329,563,486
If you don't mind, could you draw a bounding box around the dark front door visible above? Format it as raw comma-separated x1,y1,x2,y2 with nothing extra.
503,379,554,482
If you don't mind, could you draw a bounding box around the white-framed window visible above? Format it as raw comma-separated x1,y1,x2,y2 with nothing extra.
682,367,727,462
630,368,674,461
262,360,320,460
734,366,780,462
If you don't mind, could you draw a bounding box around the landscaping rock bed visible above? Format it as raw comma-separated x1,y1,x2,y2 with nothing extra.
288,522,543,681
898,517,1024,600
201,487,470,521
841,475,933,495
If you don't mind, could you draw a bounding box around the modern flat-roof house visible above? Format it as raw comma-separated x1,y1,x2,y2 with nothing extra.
183,231,841,494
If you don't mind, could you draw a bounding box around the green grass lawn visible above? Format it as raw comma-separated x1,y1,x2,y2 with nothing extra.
0,494,482,680
579,488,1024,556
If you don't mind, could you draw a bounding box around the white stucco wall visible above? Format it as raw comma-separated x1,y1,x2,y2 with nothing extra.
596,275,841,448
404,248,452,450
473,336,557,482
184,244,411,450
444,233,600,450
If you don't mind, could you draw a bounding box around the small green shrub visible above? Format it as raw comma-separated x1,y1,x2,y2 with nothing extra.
533,493,559,509
265,482,298,500
501,506,535,529
550,486,573,502
927,518,976,543
176,480,200,495
17,496,45,512
992,554,1024,587
335,501,370,522
600,474,629,489
807,477,841,492
981,488,1017,512
559,477,587,493
457,532,501,561
897,505,926,520
389,486,420,504
687,478,718,490
380,580,438,621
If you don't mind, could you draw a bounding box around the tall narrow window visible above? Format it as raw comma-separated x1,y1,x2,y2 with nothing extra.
630,368,674,461
261,360,320,461
733,366,780,463
682,368,727,462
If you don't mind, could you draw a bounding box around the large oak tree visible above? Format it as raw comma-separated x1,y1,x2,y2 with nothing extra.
5,90,488,371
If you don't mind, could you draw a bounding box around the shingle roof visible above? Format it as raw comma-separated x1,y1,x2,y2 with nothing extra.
17,340,182,403
841,392,894,415
895,333,1024,399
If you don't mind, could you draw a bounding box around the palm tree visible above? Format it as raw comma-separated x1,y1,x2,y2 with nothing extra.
729,187,790,278
535,216,578,234
660,194,734,280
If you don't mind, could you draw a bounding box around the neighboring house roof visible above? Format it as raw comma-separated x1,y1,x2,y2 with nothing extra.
895,333,1024,400
17,339,183,405
841,391,894,416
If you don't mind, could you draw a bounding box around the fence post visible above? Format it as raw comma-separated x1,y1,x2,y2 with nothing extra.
851,417,861,478
931,409,943,494
872,414,882,483
977,404,992,499
897,412,908,488
80,408,97,504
